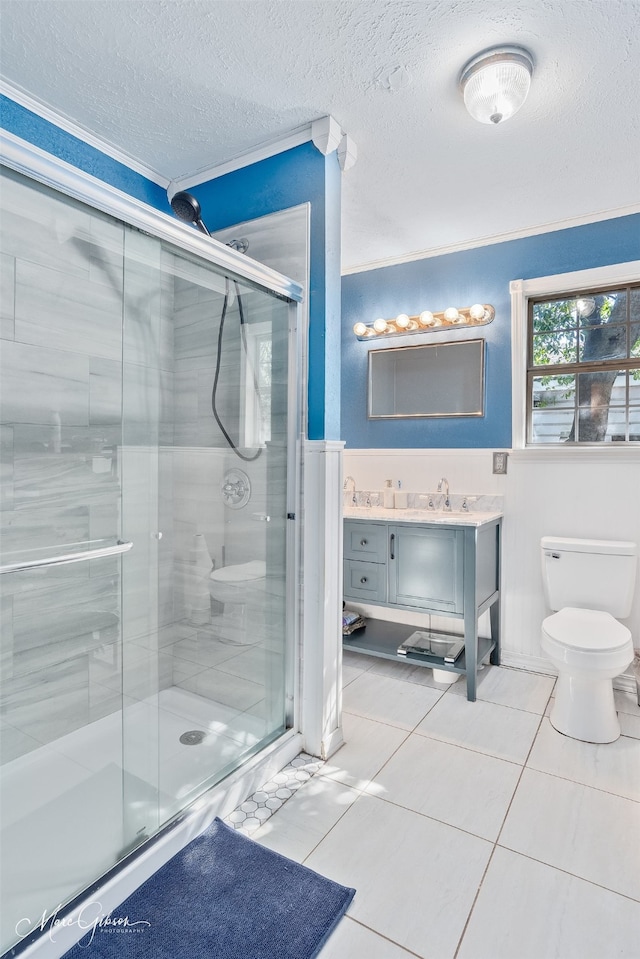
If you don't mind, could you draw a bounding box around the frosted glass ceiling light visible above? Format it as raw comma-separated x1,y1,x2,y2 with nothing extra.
460,46,534,125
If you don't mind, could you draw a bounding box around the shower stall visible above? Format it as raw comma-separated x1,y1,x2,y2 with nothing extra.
0,161,302,954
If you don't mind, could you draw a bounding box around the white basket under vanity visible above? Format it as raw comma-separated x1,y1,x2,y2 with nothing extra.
342,505,503,701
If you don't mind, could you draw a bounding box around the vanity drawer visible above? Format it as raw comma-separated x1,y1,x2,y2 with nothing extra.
344,521,388,563
343,559,387,603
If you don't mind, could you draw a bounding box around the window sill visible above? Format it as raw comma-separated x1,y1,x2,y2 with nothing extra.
510,446,640,463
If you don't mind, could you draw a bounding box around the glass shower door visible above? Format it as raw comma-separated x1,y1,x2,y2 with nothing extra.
119,233,294,830
0,167,131,952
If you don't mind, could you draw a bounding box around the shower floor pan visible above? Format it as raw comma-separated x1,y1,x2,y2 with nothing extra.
0,686,269,954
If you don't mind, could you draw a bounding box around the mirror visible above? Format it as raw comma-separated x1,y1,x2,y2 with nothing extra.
368,338,485,418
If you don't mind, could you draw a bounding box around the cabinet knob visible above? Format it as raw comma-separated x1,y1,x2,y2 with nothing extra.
360,539,368,546
360,576,368,584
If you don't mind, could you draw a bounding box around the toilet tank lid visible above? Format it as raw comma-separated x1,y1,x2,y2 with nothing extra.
210,560,266,583
541,536,637,556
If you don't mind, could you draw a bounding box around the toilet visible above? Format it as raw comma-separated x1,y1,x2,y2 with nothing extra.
540,536,637,743
209,560,266,646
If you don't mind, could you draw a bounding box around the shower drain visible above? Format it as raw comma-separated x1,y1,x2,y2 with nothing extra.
179,730,206,746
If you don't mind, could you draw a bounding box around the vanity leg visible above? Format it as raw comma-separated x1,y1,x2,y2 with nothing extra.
463,528,478,702
464,609,479,702
490,597,501,665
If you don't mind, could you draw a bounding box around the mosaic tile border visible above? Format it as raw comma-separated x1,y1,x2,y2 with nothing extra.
224,753,324,836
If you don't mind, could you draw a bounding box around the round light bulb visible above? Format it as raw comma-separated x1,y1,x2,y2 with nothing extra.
373,318,388,334
444,307,460,323
576,297,596,318
353,322,368,337
419,311,434,327
395,313,410,329
470,303,486,321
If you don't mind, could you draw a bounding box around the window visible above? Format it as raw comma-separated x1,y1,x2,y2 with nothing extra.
527,283,640,444
510,263,640,449
243,322,272,447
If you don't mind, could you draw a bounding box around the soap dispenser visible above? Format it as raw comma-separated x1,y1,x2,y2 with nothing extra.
394,480,408,510
382,480,395,509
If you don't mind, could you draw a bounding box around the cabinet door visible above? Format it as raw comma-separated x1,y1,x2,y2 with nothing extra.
343,560,387,603
389,525,463,613
343,521,387,563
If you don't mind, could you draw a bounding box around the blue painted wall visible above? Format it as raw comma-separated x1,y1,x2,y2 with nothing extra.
189,142,342,441
341,214,640,449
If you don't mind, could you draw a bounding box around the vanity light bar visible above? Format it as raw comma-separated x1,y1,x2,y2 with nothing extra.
353,304,495,340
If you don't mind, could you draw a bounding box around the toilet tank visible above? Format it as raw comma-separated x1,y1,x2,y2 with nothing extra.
541,537,637,617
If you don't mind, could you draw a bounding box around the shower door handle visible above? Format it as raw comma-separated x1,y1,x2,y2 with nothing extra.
0,539,133,574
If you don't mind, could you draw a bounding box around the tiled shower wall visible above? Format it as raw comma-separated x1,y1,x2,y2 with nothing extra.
171,265,273,622
1,171,122,756
0,169,176,759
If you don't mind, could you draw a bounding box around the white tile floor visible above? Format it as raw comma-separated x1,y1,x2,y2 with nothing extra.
252,655,640,959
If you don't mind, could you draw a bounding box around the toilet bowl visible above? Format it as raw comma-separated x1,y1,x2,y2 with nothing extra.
209,560,266,646
540,536,637,744
541,607,633,743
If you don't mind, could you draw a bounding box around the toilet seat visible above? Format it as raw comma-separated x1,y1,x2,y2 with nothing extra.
210,560,266,584
542,607,631,651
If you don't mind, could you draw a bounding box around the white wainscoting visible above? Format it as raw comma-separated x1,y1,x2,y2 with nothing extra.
343,448,640,689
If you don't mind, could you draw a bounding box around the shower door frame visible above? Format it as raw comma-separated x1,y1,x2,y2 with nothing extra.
0,130,307,867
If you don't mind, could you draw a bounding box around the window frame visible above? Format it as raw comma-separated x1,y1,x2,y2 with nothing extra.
510,261,640,452
241,319,272,448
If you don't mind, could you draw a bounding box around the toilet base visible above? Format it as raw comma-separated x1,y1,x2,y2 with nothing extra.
551,672,621,743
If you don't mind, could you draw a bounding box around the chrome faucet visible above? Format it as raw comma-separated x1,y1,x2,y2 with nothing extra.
437,477,451,510
343,475,357,505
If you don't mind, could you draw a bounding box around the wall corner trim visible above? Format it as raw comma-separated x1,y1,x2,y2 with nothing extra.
311,116,343,156
337,134,358,171
300,440,345,759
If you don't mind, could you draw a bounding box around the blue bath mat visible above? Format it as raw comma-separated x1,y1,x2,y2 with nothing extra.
62,817,355,958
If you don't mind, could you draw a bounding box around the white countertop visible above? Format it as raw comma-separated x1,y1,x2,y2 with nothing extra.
343,507,502,528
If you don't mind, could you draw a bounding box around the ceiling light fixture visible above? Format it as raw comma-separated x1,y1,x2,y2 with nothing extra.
459,45,534,125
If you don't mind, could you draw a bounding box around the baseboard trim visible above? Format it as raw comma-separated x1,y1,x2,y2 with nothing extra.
500,650,637,693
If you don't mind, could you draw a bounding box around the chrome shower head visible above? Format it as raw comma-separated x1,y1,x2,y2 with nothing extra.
170,191,211,236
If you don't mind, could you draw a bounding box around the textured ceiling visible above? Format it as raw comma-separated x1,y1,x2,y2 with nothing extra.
1,0,639,272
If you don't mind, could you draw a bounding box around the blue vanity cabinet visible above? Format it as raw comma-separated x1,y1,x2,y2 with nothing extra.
389,525,463,613
343,516,502,702
343,520,387,603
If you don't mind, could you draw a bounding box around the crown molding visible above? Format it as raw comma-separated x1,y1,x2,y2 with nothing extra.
169,115,350,195
0,79,170,187
0,83,353,199
342,204,640,276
